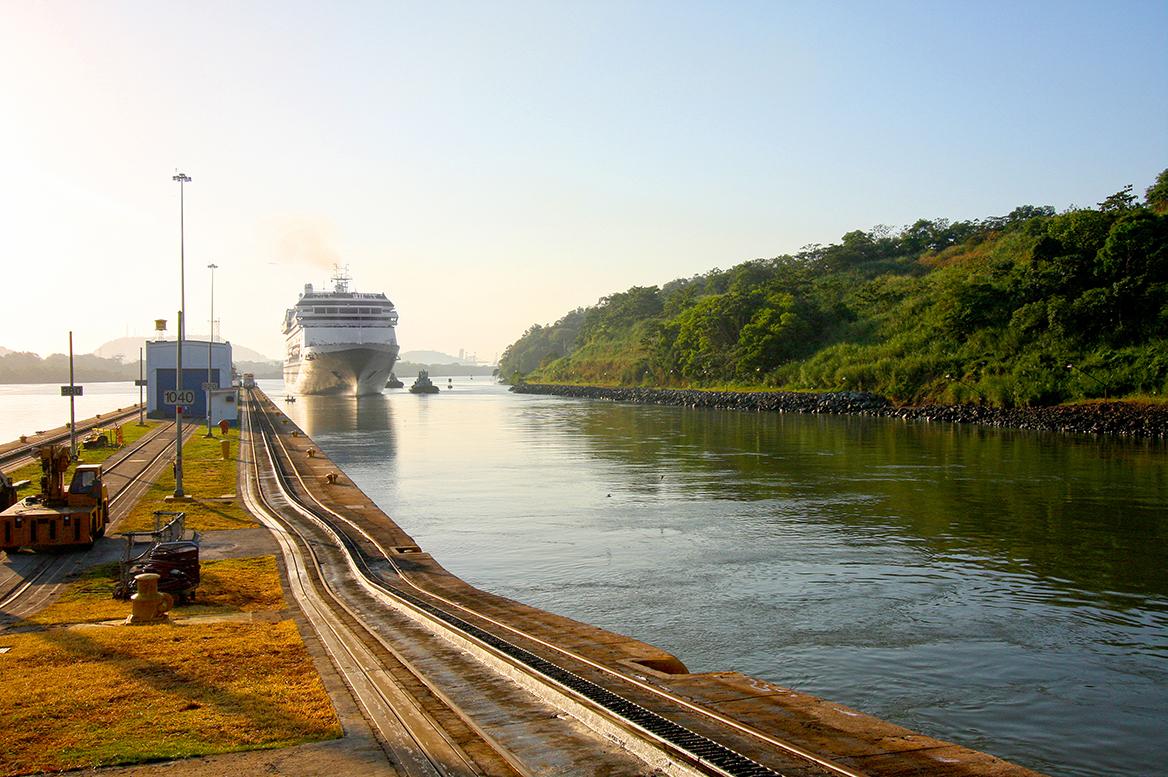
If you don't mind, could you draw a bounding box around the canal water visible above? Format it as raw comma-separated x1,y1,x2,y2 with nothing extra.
0,382,141,442
260,378,1167,777
2,380,1163,775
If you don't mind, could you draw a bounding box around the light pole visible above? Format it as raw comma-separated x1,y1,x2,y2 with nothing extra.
138,346,145,426
173,171,191,498
205,262,218,437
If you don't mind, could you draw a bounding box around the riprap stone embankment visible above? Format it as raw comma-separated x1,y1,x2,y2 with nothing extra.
510,384,1168,438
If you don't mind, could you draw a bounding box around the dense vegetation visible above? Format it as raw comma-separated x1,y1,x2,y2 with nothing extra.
501,171,1168,407
0,352,284,383
0,351,139,383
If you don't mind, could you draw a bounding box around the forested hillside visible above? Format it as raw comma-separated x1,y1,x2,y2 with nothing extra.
501,172,1168,407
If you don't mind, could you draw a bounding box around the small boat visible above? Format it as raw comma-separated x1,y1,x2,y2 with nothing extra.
284,395,297,403
409,370,440,394
385,372,404,389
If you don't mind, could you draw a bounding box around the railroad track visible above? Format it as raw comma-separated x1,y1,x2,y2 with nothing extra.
0,405,146,472
245,390,864,777
244,395,539,776
0,421,186,623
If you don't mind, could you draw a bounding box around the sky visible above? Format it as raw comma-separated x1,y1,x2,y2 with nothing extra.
1,1,1165,363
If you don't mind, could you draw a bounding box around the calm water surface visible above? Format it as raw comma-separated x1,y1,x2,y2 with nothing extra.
0,382,141,442
271,382,1166,773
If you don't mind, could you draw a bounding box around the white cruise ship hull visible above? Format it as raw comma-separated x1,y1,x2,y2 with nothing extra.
285,343,399,396
283,268,400,397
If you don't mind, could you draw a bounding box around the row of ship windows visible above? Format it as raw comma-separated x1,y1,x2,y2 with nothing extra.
307,307,387,315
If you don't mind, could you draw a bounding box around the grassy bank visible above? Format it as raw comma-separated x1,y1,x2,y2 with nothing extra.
0,555,340,775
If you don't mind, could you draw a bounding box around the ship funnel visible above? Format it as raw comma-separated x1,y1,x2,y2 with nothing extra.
304,283,313,295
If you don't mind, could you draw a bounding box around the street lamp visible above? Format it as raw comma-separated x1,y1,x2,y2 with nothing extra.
205,262,218,437
173,171,191,498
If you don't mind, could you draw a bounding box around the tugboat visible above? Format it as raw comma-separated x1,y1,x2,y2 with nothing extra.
409,370,440,394
385,372,404,389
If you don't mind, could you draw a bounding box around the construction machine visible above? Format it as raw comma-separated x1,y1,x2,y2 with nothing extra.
0,445,109,552
0,471,18,512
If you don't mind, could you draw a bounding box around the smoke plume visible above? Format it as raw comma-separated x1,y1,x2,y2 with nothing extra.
273,216,341,271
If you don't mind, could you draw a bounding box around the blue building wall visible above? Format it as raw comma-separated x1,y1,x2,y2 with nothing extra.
152,368,224,419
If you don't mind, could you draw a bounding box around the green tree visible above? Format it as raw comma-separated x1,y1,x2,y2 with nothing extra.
1098,184,1138,213
735,292,809,375
1145,169,1168,214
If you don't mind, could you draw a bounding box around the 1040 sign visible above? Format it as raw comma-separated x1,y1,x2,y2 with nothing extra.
164,390,195,405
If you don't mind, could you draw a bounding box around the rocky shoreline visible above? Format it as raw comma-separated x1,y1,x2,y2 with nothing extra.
510,383,1168,439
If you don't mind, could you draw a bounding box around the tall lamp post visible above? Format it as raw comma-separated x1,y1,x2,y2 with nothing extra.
173,171,191,498
205,262,218,437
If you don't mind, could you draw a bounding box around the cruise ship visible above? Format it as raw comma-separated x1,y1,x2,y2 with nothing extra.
282,267,400,395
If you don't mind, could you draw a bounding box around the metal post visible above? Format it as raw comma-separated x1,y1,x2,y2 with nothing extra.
138,346,145,425
205,262,218,436
175,310,184,497
68,331,77,460
173,170,190,498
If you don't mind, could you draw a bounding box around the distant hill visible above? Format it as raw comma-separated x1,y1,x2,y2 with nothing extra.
0,338,280,384
93,337,276,364
395,361,496,378
399,349,465,364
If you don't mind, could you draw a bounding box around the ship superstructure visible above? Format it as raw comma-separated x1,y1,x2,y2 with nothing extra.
283,266,400,395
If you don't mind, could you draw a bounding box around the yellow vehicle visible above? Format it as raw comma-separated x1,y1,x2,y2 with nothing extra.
0,471,18,512
1,446,108,552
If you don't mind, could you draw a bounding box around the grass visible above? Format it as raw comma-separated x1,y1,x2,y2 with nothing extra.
29,556,287,626
5,421,160,499
117,432,257,533
1070,394,1168,406
0,554,340,775
0,621,340,774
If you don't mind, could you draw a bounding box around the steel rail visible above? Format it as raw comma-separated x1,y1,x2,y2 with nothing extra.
0,421,181,613
0,556,62,610
105,421,179,509
247,391,864,777
242,393,530,777
247,394,778,776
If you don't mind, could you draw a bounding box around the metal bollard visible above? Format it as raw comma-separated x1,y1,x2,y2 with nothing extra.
126,573,173,625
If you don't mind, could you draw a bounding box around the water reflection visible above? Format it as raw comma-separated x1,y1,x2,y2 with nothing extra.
258,381,1168,777
541,401,1168,608
278,391,398,464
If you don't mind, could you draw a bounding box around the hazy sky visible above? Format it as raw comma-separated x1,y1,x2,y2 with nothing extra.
1,1,1165,362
